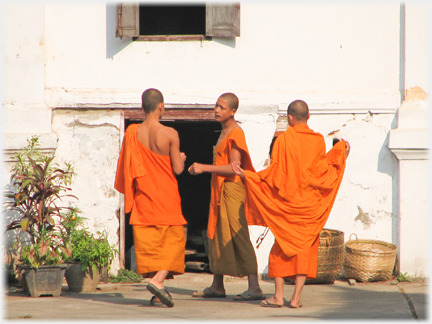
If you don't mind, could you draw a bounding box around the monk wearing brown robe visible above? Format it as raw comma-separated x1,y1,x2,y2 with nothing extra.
189,93,264,301
233,99,350,308
114,88,187,307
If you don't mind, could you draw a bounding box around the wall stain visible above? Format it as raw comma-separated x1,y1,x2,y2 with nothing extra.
405,86,428,101
355,206,373,229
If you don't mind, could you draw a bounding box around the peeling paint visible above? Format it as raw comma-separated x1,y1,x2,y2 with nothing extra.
349,180,375,190
66,120,119,130
355,206,373,229
328,129,340,136
362,111,373,122
101,184,117,198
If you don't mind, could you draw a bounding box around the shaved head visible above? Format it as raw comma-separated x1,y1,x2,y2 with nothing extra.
219,92,239,110
142,88,164,114
288,100,309,122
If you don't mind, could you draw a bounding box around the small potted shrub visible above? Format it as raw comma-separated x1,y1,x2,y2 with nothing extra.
3,136,76,297
62,209,118,292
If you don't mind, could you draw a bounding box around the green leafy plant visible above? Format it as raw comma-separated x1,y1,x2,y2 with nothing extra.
397,272,412,282
62,209,118,272
4,136,77,268
109,268,142,283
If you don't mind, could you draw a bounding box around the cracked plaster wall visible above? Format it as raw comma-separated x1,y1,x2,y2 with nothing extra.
51,109,122,273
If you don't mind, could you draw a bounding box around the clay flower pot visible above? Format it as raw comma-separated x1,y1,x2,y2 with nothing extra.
18,264,67,297
64,262,101,292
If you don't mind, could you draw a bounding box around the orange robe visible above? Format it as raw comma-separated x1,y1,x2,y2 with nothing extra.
207,128,255,239
207,128,258,277
243,124,346,279
114,123,186,277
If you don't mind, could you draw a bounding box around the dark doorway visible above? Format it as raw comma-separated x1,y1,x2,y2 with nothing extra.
123,119,221,270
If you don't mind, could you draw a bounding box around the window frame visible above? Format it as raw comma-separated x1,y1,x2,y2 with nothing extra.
116,3,240,40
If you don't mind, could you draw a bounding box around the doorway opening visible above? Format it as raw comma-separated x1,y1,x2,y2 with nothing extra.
123,119,221,272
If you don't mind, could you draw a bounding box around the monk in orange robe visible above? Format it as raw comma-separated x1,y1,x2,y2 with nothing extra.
233,100,350,308
188,93,264,301
114,88,187,307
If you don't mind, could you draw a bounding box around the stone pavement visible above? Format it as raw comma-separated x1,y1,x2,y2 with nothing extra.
4,272,428,321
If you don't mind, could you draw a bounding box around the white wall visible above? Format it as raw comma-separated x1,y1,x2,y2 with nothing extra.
42,3,401,109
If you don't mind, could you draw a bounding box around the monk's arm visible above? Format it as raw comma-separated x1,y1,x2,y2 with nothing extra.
189,142,242,176
169,129,186,175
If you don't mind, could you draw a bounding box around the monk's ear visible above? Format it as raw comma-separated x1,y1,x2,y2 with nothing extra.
288,114,294,126
307,112,310,120
158,102,164,112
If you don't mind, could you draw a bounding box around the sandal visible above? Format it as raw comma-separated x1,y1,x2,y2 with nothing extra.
192,287,226,298
233,291,265,301
260,298,283,308
287,300,303,308
150,296,164,306
147,282,174,307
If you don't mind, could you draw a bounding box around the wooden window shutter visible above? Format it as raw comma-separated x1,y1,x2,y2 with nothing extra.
206,3,240,37
116,3,140,38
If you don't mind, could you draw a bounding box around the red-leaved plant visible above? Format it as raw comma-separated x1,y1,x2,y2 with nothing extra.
4,136,77,268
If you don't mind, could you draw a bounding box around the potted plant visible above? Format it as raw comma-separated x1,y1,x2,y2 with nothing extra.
3,136,76,297
62,209,118,292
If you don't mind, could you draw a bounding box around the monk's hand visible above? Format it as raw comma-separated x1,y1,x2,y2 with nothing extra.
180,152,186,162
343,139,351,158
188,162,204,175
231,161,245,179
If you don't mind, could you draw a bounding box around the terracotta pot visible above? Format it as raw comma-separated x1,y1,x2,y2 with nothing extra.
64,262,101,292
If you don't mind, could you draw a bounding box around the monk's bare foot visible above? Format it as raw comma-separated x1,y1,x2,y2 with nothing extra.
266,295,284,306
288,298,303,308
148,279,164,290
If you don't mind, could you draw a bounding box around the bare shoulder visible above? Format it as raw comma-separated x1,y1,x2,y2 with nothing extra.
159,124,179,140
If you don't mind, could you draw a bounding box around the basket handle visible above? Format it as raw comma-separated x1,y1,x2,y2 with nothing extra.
322,230,332,247
349,233,358,242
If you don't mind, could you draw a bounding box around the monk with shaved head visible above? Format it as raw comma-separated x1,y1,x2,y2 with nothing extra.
233,99,350,308
189,93,264,301
115,88,187,307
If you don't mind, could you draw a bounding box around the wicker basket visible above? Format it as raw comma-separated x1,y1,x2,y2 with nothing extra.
343,234,398,282
284,228,344,284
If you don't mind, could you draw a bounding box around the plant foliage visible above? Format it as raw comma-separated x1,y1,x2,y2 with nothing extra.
397,272,412,282
20,227,72,268
62,209,118,272
109,268,142,283
4,136,77,268
4,136,76,237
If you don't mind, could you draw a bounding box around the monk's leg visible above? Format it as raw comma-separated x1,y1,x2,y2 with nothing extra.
263,277,284,306
290,274,306,307
209,274,226,295
247,273,263,295
148,270,169,289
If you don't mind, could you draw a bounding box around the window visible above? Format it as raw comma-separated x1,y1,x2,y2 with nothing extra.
116,3,240,40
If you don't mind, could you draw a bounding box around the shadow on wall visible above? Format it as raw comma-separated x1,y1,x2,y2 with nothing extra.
212,37,236,48
106,4,132,59
377,114,399,257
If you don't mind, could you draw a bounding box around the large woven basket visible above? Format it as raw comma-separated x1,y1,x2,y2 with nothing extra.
343,234,398,282
285,228,344,284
